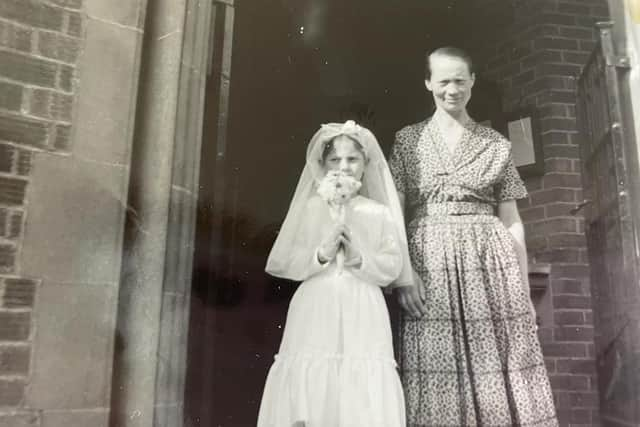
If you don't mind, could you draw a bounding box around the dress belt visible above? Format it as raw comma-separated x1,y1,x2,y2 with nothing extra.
412,201,495,219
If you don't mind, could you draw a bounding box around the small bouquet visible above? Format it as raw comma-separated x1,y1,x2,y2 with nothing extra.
317,170,362,270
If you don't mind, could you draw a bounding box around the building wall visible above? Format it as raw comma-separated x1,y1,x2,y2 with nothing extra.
480,1,609,425
0,0,85,424
0,0,146,426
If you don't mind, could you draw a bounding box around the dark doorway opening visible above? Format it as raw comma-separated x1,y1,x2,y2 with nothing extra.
185,1,512,425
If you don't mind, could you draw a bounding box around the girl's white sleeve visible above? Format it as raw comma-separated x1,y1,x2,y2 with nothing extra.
350,207,403,287
279,197,329,281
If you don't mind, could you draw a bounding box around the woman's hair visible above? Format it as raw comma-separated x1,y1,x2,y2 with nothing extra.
321,135,366,163
425,46,474,80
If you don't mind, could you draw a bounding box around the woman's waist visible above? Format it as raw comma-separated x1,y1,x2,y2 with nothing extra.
409,200,495,220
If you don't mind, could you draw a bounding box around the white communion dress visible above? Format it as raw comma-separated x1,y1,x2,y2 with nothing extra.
257,195,406,427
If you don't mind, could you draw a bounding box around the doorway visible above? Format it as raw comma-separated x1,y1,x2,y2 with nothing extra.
184,1,510,425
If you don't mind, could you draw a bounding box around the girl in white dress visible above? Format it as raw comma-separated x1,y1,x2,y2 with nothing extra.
257,120,414,427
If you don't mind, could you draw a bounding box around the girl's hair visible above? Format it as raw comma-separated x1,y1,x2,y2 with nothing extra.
321,135,366,163
425,46,474,80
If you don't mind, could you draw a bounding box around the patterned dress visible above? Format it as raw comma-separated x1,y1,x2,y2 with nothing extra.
389,118,558,427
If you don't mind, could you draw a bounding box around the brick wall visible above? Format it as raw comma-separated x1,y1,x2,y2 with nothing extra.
480,1,609,425
0,0,83,420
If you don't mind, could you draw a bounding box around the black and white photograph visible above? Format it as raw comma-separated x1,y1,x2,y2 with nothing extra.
0,0,640,426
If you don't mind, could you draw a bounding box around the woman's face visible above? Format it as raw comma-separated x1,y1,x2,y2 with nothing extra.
425,54,475,115
323,136,366,181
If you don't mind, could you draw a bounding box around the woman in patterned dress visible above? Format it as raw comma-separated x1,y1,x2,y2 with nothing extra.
389,47,558,426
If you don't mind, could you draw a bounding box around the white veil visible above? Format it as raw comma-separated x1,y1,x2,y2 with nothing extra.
265,120,414,288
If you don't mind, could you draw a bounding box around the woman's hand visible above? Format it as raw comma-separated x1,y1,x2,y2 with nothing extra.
318,223,349,263
396,271,427,318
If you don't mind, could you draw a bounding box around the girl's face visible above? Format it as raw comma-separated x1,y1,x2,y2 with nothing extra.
323,136,366,181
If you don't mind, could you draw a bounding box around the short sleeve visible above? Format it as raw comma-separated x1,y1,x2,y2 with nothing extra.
388,132,407,195
495,153,528,201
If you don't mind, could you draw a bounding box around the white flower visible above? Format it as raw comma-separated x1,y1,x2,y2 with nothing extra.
317,170,361,206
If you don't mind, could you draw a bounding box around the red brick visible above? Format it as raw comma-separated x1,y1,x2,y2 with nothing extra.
0,113,50,148
525,76,566,95
570,408,592,424
520,206,545,222
541,117,577,132
553,263,590,278
48,0,83,9
0,176,27,205
3,278,37,308
536,248,582,264
0,413,39,426
578,40,597,52
558,26,596,41
17,150,32,175
556,359,596,375
523,50,564,69
37,32,81,64
542,131,572,146
550,374,590,391
0,209,6,234
0,311,29,340
548,233,587,249
7,211,22,239
530,188,576,205
555,310,585,324
554,326,594,342
553,278,588,295
0,50,59,88
0,81,22,112
544,144,580,159
543,172,582,189
0,345,29,375
0,20,32,52
540,13,577,26
535,37,580,51
0,245,16,273
569,391,599,408
66,11,83,38
539,104,569,118
545,202,577,218
29,89,73,122
0,0,64,32
523,175,543,191
0,379,24,406
533,24,561,38
525,235,548,252
553,295,592,309
590,5,610,18
53,123,71,150
558,2,591,15
543,342,587,358
562,51,592,65
526,219,571,237
574,16,601,28
58,65,75,92
0,145,15,173
537,90,577,105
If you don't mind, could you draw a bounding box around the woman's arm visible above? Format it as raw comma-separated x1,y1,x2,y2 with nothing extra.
498,200,535,320
393,191,427,317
